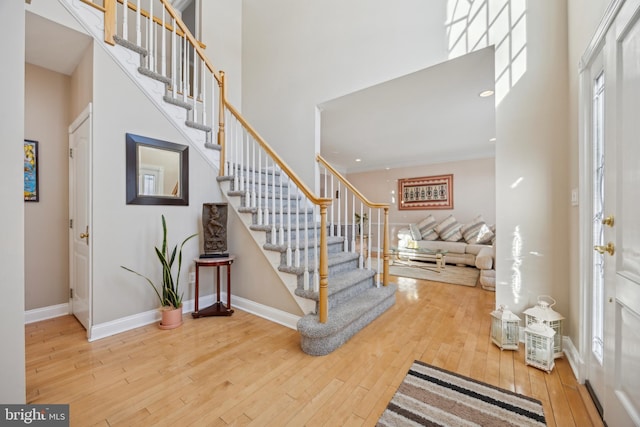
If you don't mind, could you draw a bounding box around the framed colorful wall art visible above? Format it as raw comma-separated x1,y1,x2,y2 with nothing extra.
24,139,39,202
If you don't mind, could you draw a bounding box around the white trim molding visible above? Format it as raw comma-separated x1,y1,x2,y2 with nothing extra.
25,303,70,324
563,336,585,383
26,295,300,341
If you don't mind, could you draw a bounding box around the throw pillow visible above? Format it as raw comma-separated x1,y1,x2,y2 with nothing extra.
416,215,439,241
409,223,422,241
461,215,495,244
435,215,463,241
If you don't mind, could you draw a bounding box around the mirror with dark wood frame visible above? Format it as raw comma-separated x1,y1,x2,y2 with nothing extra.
125,133,189,205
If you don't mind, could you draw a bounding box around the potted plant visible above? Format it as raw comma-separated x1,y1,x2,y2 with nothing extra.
121,215,197,329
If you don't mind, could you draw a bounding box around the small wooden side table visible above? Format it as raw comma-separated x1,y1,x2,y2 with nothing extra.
192,255,235,318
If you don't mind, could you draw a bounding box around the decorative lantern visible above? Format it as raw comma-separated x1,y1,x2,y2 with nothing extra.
490,305,521,350
524,320,556,373
523,295,565,358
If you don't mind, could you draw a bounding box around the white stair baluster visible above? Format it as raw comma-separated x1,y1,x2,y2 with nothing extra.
303,195,310,291
279,167,284,245
148,0,153,72
251,138,256,208
376,209,381,286
193,54,199,117
136,0,141,46
160,7,165,76
343,185,348,252
329,176,334,237
366,207,372,270
257,148,263,225
358,203,364,269
313,204,319,292
240,130,250,196
201,62,206,127
180,35,185,100
122,0,128,39
351,195,356,254
271,162,277,244
286,176,292,266
171,19,176,98
294,186,300,268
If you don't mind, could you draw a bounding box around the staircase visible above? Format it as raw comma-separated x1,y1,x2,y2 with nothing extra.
62,0,396,356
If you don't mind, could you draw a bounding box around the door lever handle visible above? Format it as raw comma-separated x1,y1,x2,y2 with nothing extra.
594,242,614,256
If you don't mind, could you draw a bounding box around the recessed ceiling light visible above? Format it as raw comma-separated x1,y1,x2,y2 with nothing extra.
489,137,496,142
479,90,494,97
355,158,362,162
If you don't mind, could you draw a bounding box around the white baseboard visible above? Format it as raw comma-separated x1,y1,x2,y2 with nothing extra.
230,294,300,330
563,336,585,383
26,295,301,341
88,293,299,341
25,303,69,324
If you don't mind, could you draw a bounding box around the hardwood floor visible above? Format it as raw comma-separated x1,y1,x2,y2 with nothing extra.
26,275,603,426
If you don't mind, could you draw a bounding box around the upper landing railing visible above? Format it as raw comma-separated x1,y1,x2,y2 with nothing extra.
79,0,390,323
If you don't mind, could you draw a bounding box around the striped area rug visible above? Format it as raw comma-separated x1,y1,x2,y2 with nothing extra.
377,361,547,427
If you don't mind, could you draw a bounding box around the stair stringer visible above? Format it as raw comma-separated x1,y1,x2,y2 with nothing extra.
58,0,220,169
217,179,317,316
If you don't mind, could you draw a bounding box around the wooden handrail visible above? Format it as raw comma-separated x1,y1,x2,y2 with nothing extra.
316,154,390,210
225,102,332,208
79,0,106,12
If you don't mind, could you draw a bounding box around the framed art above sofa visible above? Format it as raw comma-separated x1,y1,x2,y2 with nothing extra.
398,174,453,210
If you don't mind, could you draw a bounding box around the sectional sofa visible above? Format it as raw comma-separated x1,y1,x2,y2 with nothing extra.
396,214,496,291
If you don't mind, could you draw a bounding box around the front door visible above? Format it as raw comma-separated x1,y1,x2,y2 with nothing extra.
585,55,606,416
69,104,92,336
600,1,640,425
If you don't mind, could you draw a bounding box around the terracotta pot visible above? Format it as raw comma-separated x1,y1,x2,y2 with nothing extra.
158,305,183,330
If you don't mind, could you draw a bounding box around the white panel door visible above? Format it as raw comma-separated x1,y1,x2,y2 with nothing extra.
69,104,92,336
602,1,640,425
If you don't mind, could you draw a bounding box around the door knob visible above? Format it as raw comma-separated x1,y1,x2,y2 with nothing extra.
602,215,614,227
594,242,615,256
79,226,89,244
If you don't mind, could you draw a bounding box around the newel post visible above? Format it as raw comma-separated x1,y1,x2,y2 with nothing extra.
383,207,389,286
218,70,226,176
318,203,329,323
104,0,116,45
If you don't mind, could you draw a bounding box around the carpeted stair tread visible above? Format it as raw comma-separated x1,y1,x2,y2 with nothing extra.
185,120,212,132
137,67,171,84
297,284,396,337
297,284,397,356
279,251,359,275
264,236,344,253
113,35,147,56
295,268,376,300
163,95,193,110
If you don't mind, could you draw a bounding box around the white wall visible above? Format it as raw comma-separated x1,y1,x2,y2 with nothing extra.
200,0,242,108
0,0,26,403
494,1,571,319
91,45,222,324
242,0,449,185
70,43,93,120
24,64,71,311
